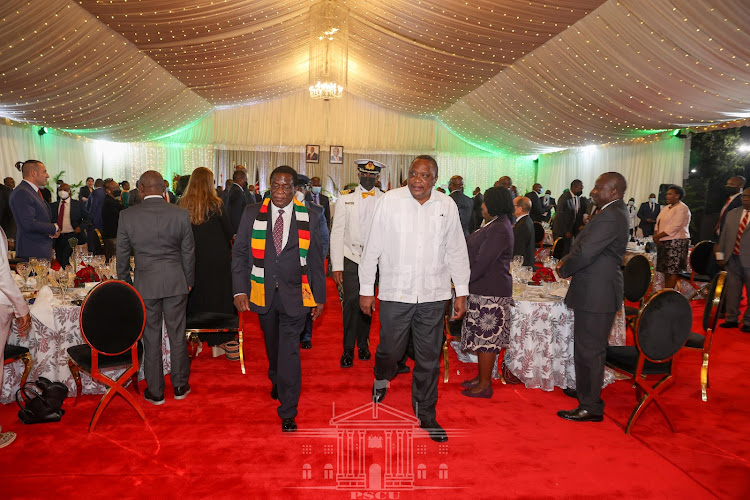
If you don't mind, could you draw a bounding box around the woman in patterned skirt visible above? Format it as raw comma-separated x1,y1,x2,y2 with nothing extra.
654,185,691,289
460,187,515,398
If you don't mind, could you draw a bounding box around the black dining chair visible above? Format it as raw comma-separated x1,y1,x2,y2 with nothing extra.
605,289,692,434
623,254,654,331
534,222,553,261
3,344,33,391
67,280,146,432
185,311,245,374
551,237,566,260
684,271,726,402
679,240,715,299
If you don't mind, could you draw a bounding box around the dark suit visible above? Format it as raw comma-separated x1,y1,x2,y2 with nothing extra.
78,185,92,202
306,191,331,227
50,198,91,267
542,195,555,223
116,197,195,399
8,180,56,259
513,214,536,267
232,202,326,419
86,187,106,231
470,193,483,232
552,191,581,257
717,207,750,326
300,201,330,343
558,199,628,415
450,191,473,237
0,184,15,239
636,200,661,237
526,190,544,222
714,194,742,239
225,183,247,234
102,195,124,260
165,190,177,204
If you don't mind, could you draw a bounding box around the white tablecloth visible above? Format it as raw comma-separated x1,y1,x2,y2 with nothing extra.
1,291,172,404
452,286,626,391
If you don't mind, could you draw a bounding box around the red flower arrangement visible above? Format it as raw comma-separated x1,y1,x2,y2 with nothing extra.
74,266,100,288
532,267,557,283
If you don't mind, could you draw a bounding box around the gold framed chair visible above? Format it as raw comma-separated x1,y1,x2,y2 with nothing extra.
684,271,726,401
185,311,245,374
4,344,33,390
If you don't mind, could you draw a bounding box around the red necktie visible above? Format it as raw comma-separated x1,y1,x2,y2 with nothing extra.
273,209,285,255
163,192,168,202
734,211,749,255
57,200,66,229
38,189,44,200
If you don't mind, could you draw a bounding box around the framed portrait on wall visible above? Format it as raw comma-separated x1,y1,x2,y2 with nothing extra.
305,145,320,163
329,146,344,164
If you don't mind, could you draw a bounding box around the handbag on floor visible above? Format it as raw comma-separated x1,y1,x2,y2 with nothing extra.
16,378,68,424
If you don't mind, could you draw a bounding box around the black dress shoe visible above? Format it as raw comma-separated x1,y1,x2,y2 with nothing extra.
742,325,750,333
420,419,448,442
358,346,371,361
557,407,603,422
720,321,739,328
397,363,411,374
340,350,354,368
300,340,312,349
372,383,387,403
144,389,165,406
562,388,578,399
174,384,191,400
281,418,297,432
271,384,278,400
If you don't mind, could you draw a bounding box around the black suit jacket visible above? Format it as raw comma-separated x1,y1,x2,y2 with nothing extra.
225,183,248,234
552,191,577,239
513,215,536,267
636,201,661,234
232,203,326,317
450,191,473,237
559,199,629,313
526,190,544,222
0,184,15,238
50,199,91,244
306,192,331,227
78,185,92,202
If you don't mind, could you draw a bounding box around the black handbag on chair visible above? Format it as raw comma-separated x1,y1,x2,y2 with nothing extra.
16,377,68,424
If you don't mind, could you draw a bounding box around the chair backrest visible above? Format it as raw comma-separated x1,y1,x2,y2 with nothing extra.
533,222,545,244
552,237,565,259
689,240,715,276
635,289,692,363
623,254,653,303
703,271,727,333
80,280,146,355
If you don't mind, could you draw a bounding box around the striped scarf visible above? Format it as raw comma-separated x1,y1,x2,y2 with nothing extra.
250,197,316,308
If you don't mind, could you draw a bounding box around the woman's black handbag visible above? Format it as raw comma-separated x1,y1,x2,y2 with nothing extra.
16,377,68,424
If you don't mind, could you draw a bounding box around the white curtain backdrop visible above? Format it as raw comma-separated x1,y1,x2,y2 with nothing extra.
537,135,688,205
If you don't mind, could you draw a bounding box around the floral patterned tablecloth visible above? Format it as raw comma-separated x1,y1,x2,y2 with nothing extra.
2,302,172,404
452,294,626,391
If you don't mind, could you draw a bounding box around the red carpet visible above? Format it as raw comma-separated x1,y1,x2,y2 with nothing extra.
1,278,749,499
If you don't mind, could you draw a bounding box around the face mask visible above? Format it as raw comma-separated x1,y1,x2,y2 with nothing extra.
628,200,634,206
544,194,549,200
311,186,322,195
726,186,738,195
112,189,122,197
649,197,656,203
58,191,70,200
294,191,305,202
360,177,377,191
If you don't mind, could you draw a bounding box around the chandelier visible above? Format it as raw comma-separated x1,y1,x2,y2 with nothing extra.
308,1,348,100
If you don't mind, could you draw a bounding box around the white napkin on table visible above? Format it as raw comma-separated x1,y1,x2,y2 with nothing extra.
29,285,55,330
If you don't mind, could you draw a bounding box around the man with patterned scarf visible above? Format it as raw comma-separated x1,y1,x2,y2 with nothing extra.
232,166,326,433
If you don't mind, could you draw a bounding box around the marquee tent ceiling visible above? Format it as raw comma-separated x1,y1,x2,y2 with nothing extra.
0,0,748,153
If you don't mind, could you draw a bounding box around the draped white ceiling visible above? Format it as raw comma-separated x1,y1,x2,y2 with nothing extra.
0,0,747,153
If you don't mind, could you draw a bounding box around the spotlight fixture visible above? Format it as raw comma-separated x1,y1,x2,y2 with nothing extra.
673,128,690,139
38,126,48,136
738,143,750,153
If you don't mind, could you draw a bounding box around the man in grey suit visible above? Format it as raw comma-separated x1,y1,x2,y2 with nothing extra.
716,187,750,332
552,179,584,257
448,175,473,237
116,170,195,405
556,172,629,422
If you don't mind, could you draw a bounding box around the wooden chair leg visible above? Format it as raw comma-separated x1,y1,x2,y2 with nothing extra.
67,358,83,407
19,353,33,387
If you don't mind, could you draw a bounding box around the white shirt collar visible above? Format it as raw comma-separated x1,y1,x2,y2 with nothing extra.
515,213,529,222
144,195,164,200
22,179,40,192
600,199,618,211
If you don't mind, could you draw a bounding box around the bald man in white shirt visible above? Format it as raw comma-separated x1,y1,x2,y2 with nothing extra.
359,155,470,443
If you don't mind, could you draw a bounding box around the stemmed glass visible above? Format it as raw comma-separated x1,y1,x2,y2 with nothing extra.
92,255,106,281
32,258,50,289
58,268,72,301
16,262,31,291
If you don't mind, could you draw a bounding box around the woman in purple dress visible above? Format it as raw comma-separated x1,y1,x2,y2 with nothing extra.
460,187,515,398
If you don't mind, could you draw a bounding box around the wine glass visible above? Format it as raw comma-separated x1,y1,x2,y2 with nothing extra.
58,269,71,301
16,262,31,291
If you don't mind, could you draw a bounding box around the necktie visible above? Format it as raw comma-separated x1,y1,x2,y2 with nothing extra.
38,189,44,200
57,200,66,229
573,196,579,214
734,211,749,255
362,191,375,199
273,209,285,255
313,194,319,204
163,192,168,202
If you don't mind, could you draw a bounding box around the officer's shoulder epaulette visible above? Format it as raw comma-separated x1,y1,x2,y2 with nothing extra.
339,189,353,195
